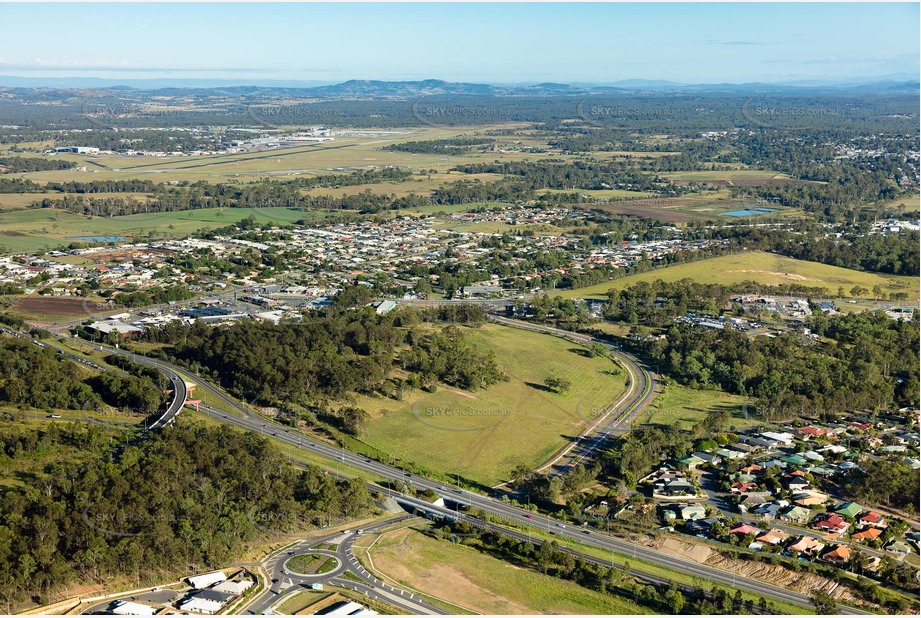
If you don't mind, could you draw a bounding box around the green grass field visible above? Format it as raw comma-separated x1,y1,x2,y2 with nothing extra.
356,323,628,486
637,383,754,432
0,206,320,253
556,251,919,301
369,526,653,615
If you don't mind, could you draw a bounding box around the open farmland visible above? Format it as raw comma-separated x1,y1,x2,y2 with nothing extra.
555,251,920,301
367,526,652,615
356,323,628,487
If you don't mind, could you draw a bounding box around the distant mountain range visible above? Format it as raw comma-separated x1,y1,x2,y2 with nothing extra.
0,76,917,97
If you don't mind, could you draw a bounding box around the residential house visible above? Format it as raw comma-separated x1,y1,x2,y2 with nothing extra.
680,504,707,520
787,536,826,557
780,505,812,524
851,528,883,543
693,451,721,465
756,529,790,545
716,448,745,460
781,474,811,493
751,502,784,519
731,481,758,494
886,540,912,554
835,502,863,519
857,511,887,529
797,426,832,440
820,544,851,564
813,513,849,536
654,478,696,497
792,491,828,507
676,454,705,469
729,523,761,538
760,431,795,446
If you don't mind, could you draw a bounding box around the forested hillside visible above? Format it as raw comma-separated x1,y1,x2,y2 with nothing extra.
0,423,372,610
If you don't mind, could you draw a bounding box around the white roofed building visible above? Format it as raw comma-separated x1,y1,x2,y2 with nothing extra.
187,570,227,589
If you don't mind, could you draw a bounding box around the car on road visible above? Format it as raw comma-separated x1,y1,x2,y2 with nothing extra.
437,486,446,490
271,578,278,583
48,414,61,419
556,523,566,528
524,514,533,519
581,530,590,535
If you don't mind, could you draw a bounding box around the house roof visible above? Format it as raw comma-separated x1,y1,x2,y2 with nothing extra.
793,491,828,506
815,513,848,532
858,511,885,525
788,536,825,553
835,502,864,518
852,528,883,541
729,524,761,536
757,529,789,544
821,544,851,561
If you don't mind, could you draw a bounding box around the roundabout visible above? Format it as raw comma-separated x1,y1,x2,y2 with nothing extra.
282,551,344,578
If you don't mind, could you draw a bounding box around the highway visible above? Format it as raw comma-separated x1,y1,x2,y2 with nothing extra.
54,332,874,614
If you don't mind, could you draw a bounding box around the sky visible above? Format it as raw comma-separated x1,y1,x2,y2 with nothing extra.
0,2,918,85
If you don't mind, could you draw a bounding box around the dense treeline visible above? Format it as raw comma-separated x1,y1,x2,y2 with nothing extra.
846,457,920,513
135,312,502,412
107,285,195,308
384,137,494,155
0,336,165,413
722,227,920,277
636,310,919,417
0,337,99,410
0,156,76,173
0,423,373,609
453,160,671,193
398,325,505,391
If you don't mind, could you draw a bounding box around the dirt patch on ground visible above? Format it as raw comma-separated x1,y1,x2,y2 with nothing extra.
650,536,865,606
725,269,810,281
593,202,703,223
0,230,27,236
14,296,114,317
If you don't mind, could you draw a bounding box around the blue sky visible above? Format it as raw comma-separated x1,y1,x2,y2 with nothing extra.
0,2,917,84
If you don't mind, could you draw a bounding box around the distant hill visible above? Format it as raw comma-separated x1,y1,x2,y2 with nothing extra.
0,76,917,99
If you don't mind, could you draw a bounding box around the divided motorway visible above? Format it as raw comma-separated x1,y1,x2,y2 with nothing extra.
57,333,872,615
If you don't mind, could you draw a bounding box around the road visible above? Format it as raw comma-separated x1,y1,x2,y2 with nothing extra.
54,333,873,614
244,516,445,615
